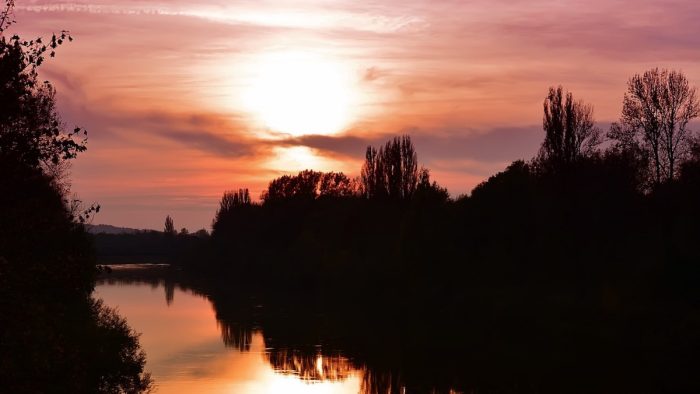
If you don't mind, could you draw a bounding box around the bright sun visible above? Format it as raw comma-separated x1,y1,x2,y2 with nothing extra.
243,51,356,136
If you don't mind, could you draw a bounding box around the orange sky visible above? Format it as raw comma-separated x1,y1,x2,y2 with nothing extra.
13,0,700,230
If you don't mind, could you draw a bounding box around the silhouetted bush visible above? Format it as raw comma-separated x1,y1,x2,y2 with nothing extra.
0,159,152,392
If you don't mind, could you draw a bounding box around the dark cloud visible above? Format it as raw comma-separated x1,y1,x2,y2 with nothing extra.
137,113,257,158
279,134,369,157
281,125,543,165
156,128,253,158
56,95,259,158
413,126,542,163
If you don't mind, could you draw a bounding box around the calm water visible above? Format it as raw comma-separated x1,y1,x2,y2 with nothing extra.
95,279,364,394
93,265,696,394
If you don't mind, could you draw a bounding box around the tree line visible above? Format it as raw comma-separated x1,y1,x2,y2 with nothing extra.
200,64,700,303
210,67,698,216
92,216,210,264
185,67,700,393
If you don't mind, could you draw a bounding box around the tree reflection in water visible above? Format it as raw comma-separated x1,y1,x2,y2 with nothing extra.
267,350,354,382
220,322,254,351
97,268,415,394
98,265,698,394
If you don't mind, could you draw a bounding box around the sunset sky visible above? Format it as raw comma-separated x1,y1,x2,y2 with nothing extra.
13,0,700,230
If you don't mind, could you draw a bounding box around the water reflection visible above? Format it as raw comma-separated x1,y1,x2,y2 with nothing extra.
97,265,684,394
220,321,253,351
95,273,364,394
268,350,355,382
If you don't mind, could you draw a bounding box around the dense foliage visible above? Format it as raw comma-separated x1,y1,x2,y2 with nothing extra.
0,2,151,391
0,2,86,169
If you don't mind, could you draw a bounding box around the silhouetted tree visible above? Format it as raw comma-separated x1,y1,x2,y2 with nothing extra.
538,86,600,170
262,170,323,203
164,215,175,236
414,167,450,204
0,3,151,390
0,0,96,293
360,146,384,199
211,188,253,237
361,135,419,200
261,170,357,203
0,6,85,170
612,68,700,184
678,139,700,197
0,1,14,32
210,187,263,245
216,188,251,217
89,299,153,393
318,172,357,198
193,229,209,238
400,137,419,197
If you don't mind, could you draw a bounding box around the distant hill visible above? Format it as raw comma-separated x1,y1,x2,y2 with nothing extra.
86,224,155,235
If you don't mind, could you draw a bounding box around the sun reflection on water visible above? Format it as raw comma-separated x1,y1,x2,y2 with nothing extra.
95,281,362,394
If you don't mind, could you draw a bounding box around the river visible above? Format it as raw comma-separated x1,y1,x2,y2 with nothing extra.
95,274,366,393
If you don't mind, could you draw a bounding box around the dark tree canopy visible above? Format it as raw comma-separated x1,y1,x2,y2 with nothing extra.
261,170,357,203
612,68,700,184
213,188,252,225
219,188,252,212
318,172,356,198
164,215,176,236
414,167,450,204
0,6,85,169
361,135,418,200
262,170,323,203
538,86,600,170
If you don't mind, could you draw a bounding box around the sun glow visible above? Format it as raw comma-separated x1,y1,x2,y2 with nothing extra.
243,51,357,136
267,146,349,173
